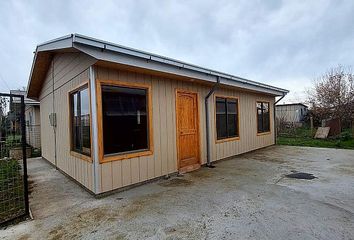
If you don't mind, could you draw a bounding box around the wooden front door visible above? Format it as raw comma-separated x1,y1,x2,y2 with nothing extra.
176,90,200,173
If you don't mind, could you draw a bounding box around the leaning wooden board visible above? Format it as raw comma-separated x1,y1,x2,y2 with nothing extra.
314,127,330,139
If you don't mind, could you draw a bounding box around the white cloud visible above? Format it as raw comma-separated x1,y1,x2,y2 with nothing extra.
0,0,353,103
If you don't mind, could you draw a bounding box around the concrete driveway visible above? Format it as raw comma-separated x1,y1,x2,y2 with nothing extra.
1,146,354,240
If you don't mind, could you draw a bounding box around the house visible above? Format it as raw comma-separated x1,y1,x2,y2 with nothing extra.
275,103,308,125
26,34,288,195
9,90,41,149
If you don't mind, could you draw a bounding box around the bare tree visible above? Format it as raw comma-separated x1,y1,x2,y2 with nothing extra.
307,65,354,127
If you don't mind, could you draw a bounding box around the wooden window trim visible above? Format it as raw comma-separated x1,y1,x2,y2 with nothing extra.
214,94,240,143
68,81,93,162
256,100,271,136
96,79,153,163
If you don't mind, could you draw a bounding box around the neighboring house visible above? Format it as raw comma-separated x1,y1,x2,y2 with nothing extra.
26,34,288,195
275,103,308,124
10,90,41,149
25,100,41,149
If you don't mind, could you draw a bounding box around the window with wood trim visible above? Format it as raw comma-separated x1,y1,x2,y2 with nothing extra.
101,85,149,155
70,86,91,156
216,97,239,140
257,101,270,133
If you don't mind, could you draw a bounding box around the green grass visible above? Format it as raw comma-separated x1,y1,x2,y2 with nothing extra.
5,134,21,146
277,136,354,149
277,128,354,150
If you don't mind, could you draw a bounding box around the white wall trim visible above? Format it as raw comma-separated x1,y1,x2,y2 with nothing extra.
89,66,101,194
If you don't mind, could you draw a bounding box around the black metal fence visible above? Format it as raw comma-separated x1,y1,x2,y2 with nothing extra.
0,93,29,226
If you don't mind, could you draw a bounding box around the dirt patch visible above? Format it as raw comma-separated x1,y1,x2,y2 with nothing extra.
190,169,214,179
77,207,109,222
121,202,144,220
334,166,354,175
285,172,317,180
47,192,165,238
245,153,286,163
17,234,31,240
121,192,164,220
47,207,114,239
158,178,193,187
48,225,65,240
28,179,36,195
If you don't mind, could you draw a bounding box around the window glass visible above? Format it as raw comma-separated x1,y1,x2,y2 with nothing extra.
80,88,91,154
216,98,227,139
70,87,91,156
101,85,148,155
257,102,270,133
263,102,270,132
216,97,239,140
227,100,237,137
257,103,263,133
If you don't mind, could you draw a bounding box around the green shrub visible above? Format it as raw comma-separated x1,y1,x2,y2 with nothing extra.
340,131,352,141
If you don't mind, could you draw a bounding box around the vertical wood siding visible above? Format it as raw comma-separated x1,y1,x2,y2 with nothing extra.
38,52,276,194
39,93,55,164
39,52,96,192
96,66,275,193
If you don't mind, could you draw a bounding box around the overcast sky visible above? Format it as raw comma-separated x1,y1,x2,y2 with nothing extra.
0,0,353,103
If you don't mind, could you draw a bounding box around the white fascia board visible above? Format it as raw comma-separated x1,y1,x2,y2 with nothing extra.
37,36,73,52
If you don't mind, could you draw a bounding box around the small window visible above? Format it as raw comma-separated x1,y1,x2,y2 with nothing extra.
70,86,91,156
101,85,149,155
216,97,239,140
257,102,270,133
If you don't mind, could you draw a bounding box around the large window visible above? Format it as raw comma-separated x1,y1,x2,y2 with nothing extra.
216,97,239,140
257,101,270,133
70,86,91,156
101,85,149,155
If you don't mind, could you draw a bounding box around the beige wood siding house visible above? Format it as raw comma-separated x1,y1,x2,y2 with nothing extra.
26,34,288,195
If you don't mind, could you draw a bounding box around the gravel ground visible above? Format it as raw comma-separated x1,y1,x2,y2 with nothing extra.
1,145,353,240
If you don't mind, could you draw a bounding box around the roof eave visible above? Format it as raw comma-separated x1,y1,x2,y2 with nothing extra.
72,34,288,96
27,33,289,99
27,36,76,99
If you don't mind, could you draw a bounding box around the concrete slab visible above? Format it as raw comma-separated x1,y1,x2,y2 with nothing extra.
1,146,354,239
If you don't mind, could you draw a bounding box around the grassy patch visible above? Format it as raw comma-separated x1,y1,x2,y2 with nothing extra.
5,134,21,146
277,128,354,149
0,158,25,223
277,136,354,149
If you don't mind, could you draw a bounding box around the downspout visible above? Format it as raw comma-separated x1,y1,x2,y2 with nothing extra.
274,93,286,145
205,76,220,167
52,59,57,167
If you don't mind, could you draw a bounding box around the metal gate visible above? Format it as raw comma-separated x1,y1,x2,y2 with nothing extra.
0,93,29,225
